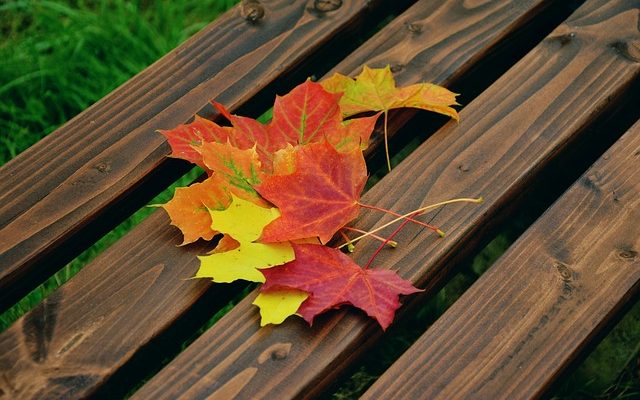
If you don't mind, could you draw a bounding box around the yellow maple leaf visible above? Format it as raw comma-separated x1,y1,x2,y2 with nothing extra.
321,65,459,171
321,65,459,119
195,195,294,283
252,289,309,326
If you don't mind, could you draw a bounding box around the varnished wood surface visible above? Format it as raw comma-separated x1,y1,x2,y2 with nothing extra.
130,1,640,398
329,0,550,85
342,0,565,157
0,1,564,399
363,120,640,400
0,0,415,312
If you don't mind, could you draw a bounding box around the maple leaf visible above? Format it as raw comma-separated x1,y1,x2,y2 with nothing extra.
195,195,294,283
261,243,421,330
156,175,231,245
252,289,309,326
256,141,367,244
326,113,380,152
197,242,293,283
321,65,459,119
215,81,375,156
322,65,459,170
271,145,297,175
196,141,265,205
269,80,343,144
159,115,232,171
269,80,377,151
208,235,240,253
212,102,283,166
161,80,377,172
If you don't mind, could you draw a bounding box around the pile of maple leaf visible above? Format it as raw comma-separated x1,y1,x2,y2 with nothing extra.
158,66,459,330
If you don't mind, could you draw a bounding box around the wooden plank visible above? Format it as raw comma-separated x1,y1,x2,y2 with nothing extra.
338,0,565,157
0,1,563,398
363,120,640,400
129,1,640,398
0,0,414,312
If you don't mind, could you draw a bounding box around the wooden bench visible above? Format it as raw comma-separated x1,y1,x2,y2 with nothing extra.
1,0,638,398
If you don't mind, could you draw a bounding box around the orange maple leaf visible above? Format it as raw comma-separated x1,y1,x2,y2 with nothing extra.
159,115,232,172
327,113,380,152
157,175,231,245
197,141,266,205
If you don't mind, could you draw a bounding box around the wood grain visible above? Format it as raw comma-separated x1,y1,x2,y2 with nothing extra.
0,1,564,398
339,0,565,157
129,1,640,399
0,0,414,312
363,120,640,400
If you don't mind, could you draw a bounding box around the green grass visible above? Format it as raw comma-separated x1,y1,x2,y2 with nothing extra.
0,0,237,165
1,1,638,398
0,0,238,328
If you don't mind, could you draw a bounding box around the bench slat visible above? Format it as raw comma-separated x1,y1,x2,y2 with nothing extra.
0,0,414,312
363,119,640,400
0,1,562,398
130,1,640,398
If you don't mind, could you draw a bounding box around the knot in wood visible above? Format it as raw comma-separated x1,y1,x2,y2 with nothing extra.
581,174,600,193
557,32,576,46
94,162,111,173
562,282,573,298
271,347,288,360
314,0,342,12
258,342,292,364
457,163,470,172
390,63,404,73
406,22,422,34
618,249,637,260
609,40,640,63
554,262,572,282
241,0,265,23
612,190,620,202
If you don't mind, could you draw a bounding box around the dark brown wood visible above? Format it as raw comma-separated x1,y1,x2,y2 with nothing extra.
363,120,640,400
129,1,640,398
0,1,564,398
0,0,415,312
329,0,550,85
341,0,563,157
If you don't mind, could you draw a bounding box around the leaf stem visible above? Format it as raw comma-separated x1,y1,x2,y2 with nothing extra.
384,110,391,172
342,226,397,247
358,202,444,236
363,216,412,269
339,230,355,252
338,197,483,249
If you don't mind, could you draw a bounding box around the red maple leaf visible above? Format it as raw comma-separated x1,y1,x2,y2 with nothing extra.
161,81,377,172
255,140,367,244
159,115,232,171
261,243,421,330
212,102,286,166
269,80,342,145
